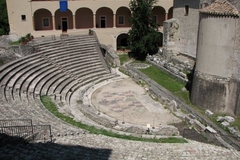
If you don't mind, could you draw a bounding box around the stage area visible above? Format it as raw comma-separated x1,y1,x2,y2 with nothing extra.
91,78,181,126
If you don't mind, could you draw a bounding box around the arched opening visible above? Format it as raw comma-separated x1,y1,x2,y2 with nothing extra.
96,7,113,28
168,7,173,19
34,9,53,31
55,9,73,31
152,6,166,26
117,33,129,50
116,7,131,27
75,8,93,29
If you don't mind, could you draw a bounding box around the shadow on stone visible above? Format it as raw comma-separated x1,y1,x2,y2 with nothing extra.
185,63,195,93
0,133,112,160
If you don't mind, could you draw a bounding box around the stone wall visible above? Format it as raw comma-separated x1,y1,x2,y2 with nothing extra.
191,71,240,116
191,72,228,114
173,0,200,57
100,44,120,67
162,19,179,59
228,0,240,115
191,0,240,116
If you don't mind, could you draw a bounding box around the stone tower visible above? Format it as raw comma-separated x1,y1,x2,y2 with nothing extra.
191,0,240,116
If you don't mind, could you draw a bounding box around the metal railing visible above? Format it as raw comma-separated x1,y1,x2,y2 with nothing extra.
32,125,52,142
0,119,52,145
0,119,33,127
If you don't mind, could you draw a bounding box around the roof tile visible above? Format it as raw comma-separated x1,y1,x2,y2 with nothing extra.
199,0,239,17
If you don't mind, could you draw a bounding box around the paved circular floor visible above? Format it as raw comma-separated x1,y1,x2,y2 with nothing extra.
91,78,181,127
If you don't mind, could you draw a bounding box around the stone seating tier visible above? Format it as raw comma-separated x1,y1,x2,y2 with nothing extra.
63,39,97,46
0,34,118,139
39,44,94,57
1,46,105,102
38,43,94,53
63,74,118,105
45,51,99,66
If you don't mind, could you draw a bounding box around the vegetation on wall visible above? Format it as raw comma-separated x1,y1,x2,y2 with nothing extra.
0,0,9,35
128,0,160,61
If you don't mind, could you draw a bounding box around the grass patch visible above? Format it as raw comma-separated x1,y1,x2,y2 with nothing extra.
40,95,187,143
139,65,185,93
11,40,20,45
133,60,150,64
232,117,240,129
119,54,130,65
139,65,207,114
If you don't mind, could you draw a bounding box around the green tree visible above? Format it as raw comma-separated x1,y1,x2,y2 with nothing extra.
128,0,160,61
0,0,9,35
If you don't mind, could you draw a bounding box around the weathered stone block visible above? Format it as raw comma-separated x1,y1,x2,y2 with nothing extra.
224,116,235,123
221,121,230,128
205,109,214,117
163,18,179,59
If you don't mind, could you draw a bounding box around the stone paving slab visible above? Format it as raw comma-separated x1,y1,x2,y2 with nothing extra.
1,133,240,159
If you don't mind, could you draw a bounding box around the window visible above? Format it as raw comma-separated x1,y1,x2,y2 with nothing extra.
152,15,157,24
21,15,26,21
204,3,208,8
200,3,208,9
42,18,50,27
185,5,189,16
118,16,124,25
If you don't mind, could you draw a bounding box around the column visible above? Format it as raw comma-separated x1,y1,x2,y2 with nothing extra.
73,15,76,29
93,14,96,28
165,13,168,21
113,14,116,28
32,16,35,31
52,16,56,30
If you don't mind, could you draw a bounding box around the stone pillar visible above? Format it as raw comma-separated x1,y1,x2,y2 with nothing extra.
113,14,116,28
32,16,35,31
162,18,179,59
93,14,96,28
165,13,168,20
73,15,76,29
52,16,56,30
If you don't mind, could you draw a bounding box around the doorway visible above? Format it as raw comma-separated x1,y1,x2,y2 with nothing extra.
61,17,68,32
100,16,106,28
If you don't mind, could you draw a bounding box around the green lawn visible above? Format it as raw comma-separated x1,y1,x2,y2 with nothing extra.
139,65,190,103
41,95,187,143
11,40,20,45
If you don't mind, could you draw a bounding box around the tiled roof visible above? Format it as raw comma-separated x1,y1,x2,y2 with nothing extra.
199,0,239,17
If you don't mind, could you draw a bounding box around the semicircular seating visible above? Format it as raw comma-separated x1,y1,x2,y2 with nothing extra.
0,34,118,138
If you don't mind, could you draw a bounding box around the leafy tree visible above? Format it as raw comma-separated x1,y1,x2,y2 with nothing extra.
128,0,160,60
0,0,9,35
